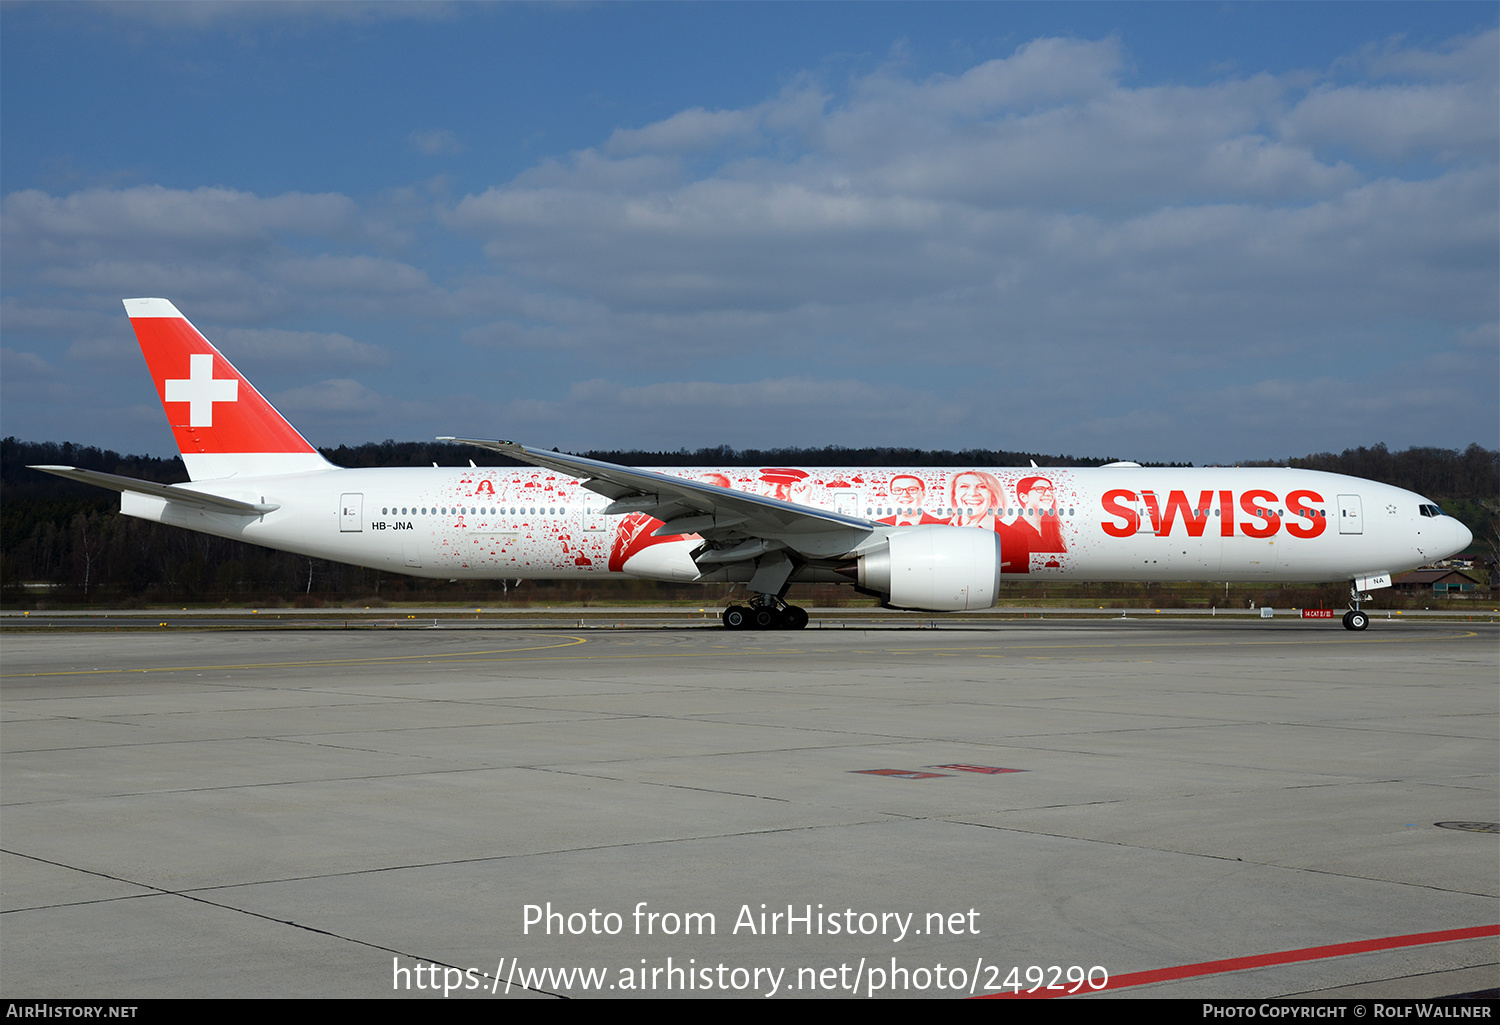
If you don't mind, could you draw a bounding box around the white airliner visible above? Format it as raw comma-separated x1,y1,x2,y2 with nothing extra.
31,299,1473,631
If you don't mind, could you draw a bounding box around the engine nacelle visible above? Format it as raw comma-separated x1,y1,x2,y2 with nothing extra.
855,525,1002,611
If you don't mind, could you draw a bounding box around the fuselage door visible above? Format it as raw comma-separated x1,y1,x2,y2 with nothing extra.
581,494,607,533
1337,495,1363,535
340,493,363,532
1136,491,1157,534
833,490,861,517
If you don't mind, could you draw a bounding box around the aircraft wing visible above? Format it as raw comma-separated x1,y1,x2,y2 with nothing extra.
442,439,879,586
28,466,279,515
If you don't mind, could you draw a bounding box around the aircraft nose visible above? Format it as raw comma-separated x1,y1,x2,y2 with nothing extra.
1449,517,1474,557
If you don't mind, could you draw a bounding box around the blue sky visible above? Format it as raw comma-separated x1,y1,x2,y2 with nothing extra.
3,1,1495,464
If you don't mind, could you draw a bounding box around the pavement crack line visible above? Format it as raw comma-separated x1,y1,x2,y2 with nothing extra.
940,820,1499,898
0,848,563,998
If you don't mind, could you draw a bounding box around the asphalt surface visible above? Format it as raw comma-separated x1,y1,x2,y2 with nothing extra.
2,616,1495,999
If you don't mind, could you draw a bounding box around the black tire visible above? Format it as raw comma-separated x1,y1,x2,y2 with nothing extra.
751,607,776,629
782,606,809,630
723,606,749,629
1348,610,1369,631
1342,611,1354,630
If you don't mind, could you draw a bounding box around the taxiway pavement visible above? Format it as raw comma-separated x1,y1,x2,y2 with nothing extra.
2,618,1495,999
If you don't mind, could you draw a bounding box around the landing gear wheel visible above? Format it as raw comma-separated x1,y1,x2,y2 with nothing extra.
1346,610,1369,631
732,594,805,630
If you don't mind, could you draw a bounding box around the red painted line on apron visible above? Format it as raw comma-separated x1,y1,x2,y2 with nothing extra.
979,923,1500,998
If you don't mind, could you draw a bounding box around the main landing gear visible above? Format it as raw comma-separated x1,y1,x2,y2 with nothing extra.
722,595,809,630
1342,581,1370,631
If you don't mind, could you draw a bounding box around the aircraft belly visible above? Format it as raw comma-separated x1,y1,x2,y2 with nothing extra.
1059,532,1221,582
1221,535,1279,578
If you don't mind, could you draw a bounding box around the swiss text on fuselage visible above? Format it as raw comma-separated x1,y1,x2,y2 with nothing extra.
1101,489,1328,539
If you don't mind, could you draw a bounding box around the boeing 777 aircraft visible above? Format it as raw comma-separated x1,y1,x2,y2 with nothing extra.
31,299,1473,630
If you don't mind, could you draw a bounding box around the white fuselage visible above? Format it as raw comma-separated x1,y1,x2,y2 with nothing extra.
117,463,1471,589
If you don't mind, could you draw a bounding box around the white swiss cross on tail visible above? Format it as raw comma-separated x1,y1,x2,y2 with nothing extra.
125,298,332,481
164,353,238,427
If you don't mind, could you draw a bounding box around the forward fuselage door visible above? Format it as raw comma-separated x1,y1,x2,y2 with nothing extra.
1337,495,1363,535
340,493,363,532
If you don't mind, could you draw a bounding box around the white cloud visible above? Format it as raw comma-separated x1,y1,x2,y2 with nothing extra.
1,347,57,380
434,29,1494,389
461,320,588,350
33,260,269,300
4,28,1494,459
450,47,1446,325
272,255,431,295
1456,321,1499,350
440,30,1494,459
85,1,457,30
209,327,391,369
1,185,358,263
408,129,465,156
1281,82,1498,162
0,184,454,330
478,375,959,451
876,36,1126,113
606,107,762,155
1362,26,1500,82
568,375,926,413
273,378,387,415
0,300,119,340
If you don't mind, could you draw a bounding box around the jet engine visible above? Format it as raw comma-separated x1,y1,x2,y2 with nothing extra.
853,525,1002,611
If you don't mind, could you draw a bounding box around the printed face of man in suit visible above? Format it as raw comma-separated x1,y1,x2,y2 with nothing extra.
889,476,926,519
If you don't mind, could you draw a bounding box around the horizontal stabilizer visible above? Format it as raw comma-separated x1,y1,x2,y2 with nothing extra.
28,466,279,515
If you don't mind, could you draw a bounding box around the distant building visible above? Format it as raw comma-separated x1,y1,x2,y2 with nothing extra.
1391,569,1483,595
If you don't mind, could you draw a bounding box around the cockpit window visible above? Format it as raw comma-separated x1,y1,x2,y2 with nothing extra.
1418,504,1446,517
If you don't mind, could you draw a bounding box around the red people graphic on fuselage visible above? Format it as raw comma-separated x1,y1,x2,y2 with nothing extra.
877,475,947,526
1014,475,1066,554
948,470,1031,574
604,466,1068,577
759,467,809,501
948,471,1004,531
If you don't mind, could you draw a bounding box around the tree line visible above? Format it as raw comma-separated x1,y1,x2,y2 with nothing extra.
3,437,1493,607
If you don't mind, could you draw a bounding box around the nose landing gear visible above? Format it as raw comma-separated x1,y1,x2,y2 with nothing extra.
1342,582,1371,630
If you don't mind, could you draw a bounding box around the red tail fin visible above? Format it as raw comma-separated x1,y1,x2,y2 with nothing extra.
125,298,333,480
